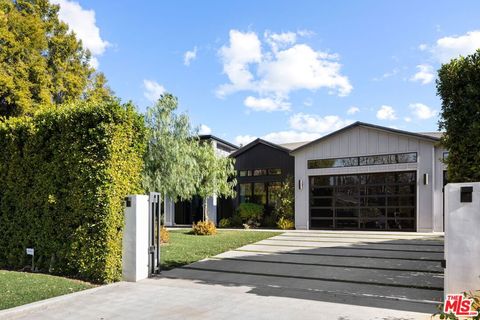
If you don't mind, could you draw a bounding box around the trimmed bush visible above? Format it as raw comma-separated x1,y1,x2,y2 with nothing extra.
0,101,145,283
191,220,217,235
237,203,264,228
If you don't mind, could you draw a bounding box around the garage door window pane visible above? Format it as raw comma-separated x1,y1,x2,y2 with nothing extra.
336,219,358,229
336,208,359,217
311,209,333,218
388,208,415,218
387,219,415,230
311,219,334,228
311,197,333,207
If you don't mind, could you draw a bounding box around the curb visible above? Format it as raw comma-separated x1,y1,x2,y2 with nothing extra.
0,281,123,319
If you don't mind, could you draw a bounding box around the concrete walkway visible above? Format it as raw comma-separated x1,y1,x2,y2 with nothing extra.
2,231,443,320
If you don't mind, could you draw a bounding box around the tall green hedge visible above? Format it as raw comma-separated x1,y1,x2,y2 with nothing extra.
0,101,145,283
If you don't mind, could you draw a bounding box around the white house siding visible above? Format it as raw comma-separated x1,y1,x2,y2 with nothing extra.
292,125,443,232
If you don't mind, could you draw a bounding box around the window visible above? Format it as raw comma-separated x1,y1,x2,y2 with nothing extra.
238,168,282,176
267,182,281,206
252,183,267,205
268,168,282,175
239,183,252,203
443,152,449,160
308,152,417,169
253,169,267,176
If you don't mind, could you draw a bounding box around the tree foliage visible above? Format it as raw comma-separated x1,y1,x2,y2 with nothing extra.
271,176,294,220
195,141,236,220
143,93,237,218
143,93,200,200
0,0,111,118
437,49,480,182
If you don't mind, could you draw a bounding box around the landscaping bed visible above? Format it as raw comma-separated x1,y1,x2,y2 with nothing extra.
0,270,94,310
161,229,281,270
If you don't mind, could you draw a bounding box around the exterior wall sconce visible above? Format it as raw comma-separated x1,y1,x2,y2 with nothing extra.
423,173,429,185
298,179,304,190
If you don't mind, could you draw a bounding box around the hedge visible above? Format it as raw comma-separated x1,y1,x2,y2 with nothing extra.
0,101,146,283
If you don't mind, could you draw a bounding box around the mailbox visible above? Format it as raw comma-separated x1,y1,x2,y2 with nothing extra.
460,186,473,203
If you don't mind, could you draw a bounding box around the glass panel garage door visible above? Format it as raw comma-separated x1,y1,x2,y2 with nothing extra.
309,171,416,231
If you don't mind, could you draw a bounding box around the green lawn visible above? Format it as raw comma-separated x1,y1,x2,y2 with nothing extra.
161,229,281,270
0,270,94,310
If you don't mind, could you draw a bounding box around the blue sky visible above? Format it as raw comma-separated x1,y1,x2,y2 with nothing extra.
53,0,480,145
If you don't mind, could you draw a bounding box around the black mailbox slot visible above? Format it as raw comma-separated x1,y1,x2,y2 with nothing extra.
460,186,473,203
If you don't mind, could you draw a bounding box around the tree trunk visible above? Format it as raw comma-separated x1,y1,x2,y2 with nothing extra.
203,198,208,221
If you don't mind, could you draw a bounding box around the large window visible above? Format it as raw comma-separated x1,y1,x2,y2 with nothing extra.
308,152,417,169
239,183,252,203
239,181,280,207
309,171,416,231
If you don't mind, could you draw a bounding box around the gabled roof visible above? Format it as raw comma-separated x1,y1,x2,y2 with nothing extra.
279,141,311,150
290,121,441,154
199,134,238,150
230,138,291,158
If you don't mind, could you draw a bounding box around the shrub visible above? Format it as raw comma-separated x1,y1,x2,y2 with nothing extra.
230,214,243,228
271,176,295,221
0,101,146,283
262,214,276,228
191,220,217,235
218,218,231,228
237,203,264,228
160,227,170,244
277,217,295,230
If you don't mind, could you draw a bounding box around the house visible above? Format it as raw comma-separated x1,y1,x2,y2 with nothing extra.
291,122,447,232
218,139,297,222
167,121,447,232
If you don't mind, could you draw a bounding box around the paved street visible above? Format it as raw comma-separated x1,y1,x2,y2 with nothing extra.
1,231,444,320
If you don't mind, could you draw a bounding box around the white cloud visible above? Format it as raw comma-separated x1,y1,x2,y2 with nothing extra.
347,106,360,115
429,30,480,62
143,80,165,102
235,135,257,146
262,131,321,144
404,117,412,123
184,46,197,66
235,111,352,145
198,124,212,135
289,113,353,133
410,64,435,85
409,103,437,119
264,31,297,52
217,29,352,111
418,43,428,51
244,96,290,112
217,30,262,96
376,105,397,120
51,0,109,67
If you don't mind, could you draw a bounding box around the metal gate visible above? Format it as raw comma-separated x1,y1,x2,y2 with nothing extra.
148,192,161,276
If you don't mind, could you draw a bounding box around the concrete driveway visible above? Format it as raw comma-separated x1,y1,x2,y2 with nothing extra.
2,231,443,320
164,230,444,314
